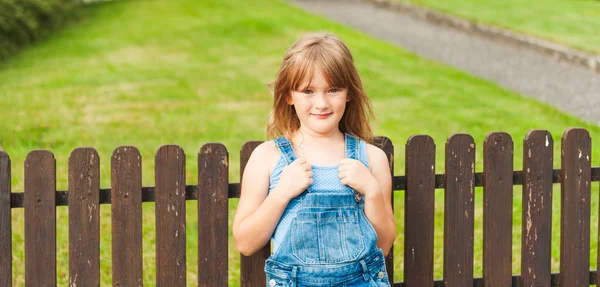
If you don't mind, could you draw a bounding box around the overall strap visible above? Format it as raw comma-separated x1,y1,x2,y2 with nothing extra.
346,133,370,168
345,133,361,161
273,136,311,197
273,136,298,165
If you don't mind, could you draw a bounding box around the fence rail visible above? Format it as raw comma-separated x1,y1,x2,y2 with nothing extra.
1,128,599,286
8,168,600,208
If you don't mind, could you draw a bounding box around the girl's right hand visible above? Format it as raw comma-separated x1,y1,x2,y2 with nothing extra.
273,158,313,202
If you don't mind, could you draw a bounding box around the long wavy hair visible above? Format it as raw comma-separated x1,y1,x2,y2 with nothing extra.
266,32,375,143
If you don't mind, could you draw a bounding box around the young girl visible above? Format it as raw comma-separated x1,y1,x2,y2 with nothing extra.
233,32,395,286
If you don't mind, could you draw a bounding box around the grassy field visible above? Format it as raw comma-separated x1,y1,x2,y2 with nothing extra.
1,0,599,286
399,0,600,54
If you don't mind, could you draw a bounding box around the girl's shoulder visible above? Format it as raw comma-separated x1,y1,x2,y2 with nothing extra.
247,140,283,175
364,142,389,171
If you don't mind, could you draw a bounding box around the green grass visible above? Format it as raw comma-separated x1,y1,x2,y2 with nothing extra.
1,0,599,286
397,0,600,54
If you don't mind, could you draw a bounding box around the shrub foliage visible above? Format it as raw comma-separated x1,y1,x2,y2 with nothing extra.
0,0,79,60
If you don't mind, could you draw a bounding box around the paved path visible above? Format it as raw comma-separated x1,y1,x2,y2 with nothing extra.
289,0,600,126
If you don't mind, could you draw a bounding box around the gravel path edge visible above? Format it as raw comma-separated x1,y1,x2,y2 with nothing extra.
366,0,600,73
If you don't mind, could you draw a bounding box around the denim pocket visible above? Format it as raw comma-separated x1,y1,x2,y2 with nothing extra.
291,209,365,264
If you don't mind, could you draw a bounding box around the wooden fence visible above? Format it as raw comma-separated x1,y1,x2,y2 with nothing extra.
0,128,599,286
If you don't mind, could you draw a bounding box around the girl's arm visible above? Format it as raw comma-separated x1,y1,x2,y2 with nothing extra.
363,144,396,256
232,142,287,256
233,142,312,256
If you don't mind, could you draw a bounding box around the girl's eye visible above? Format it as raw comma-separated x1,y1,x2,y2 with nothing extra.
329,88,340,93
302,89,313,94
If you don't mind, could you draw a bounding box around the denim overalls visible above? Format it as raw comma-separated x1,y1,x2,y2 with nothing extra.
265,134,391,287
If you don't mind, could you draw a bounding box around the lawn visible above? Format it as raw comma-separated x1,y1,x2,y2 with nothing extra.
398,0,600,54
1,0,599,286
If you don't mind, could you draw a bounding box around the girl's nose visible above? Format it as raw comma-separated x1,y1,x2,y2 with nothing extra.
314,93,328,108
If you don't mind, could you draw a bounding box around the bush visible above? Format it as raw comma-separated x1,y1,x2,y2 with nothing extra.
0,0,80,60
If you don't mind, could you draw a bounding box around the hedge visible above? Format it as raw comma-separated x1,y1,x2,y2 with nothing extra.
0,0,80,60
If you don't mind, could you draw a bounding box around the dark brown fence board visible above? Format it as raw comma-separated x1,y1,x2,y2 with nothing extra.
24,150,56,286
376,136,395,284
0,152,11,287
68,148,100,287
198,144,229,287
560,128,591,286
521,130,553,286
156,145,187,286
443,134,475,287
240,141,269,287
111,146,143,287
483,132,514,286
404,135,435,286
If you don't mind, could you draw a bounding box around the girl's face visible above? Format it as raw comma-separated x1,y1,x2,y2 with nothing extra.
288,69,349,135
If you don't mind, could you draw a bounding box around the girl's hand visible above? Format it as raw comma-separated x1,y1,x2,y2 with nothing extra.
338,159,378,196
273,158,313,202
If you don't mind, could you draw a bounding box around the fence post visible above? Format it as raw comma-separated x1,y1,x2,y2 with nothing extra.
111,146,143,286
483,132,513,286
375,136,395,284
560,128,591,286
0,152,11,287
521,130,553,286
404,135,435,286
239,141,269,287
25,151,56,286
68,148,100,287
443,134,475,287
198,143,229,286
156,145,187,286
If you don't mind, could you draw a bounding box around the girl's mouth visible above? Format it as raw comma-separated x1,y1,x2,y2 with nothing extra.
312,112,332,119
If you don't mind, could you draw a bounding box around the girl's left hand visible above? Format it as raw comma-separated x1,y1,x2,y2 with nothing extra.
338,158,378,195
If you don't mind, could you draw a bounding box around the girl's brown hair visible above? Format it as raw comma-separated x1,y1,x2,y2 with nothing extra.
267,32,375,143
